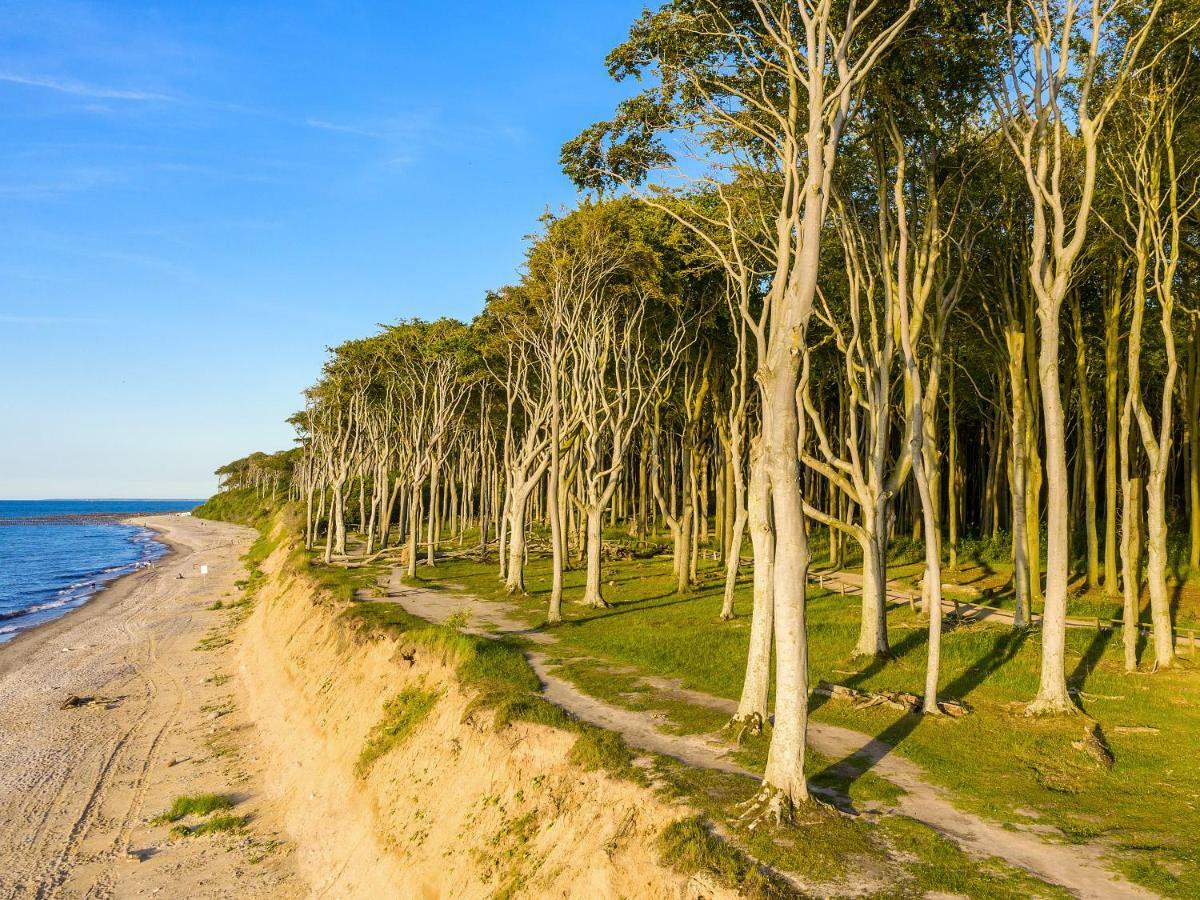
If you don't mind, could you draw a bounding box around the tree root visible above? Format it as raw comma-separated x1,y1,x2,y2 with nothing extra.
734,783,830,830
815,680,970,717
736,784,795,830
1024,694,1078,716
722,712,764,745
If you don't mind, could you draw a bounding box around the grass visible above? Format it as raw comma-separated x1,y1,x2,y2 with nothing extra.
291,547,386,603
407,544,1200,898
658,815,790,899
356,686,442,776
340,597,639,779
154,793,234,823
193,487,278,529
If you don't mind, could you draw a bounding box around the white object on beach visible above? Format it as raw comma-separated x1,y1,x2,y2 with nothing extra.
199,565,209,576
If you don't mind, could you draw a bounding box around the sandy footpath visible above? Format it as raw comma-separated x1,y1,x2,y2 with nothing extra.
0,515,299,899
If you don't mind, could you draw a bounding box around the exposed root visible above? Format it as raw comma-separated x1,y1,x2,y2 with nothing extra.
735,783,828,830
722,712,764,745
1024,694,1078,717
736,785,794,830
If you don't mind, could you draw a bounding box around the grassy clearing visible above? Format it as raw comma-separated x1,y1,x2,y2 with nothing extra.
409,548,1200,898
357,686,442,776
154,793,234,824
650,756,1065,898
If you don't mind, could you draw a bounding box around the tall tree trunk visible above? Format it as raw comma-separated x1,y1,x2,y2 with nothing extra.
733,450,773,727
760,358,811,810
1070,294,1100,590
582,507,607,608
855,511,891,657
505,489,531,594
1029,305,1073,714
1104,281,1122,597
406,490,422,579
947,364,959,571
1006,327,1032,628
1189,321,1200,572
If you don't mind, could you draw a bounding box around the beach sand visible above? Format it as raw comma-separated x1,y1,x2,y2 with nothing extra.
0,515,299,899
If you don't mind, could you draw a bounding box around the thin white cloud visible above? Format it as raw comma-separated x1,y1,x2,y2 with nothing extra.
305,117,383,139
0,72,172,102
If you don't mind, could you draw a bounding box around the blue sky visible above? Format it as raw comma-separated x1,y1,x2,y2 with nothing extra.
0,0,642,499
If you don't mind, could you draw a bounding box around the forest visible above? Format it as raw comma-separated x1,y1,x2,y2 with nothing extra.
214,0,1200,842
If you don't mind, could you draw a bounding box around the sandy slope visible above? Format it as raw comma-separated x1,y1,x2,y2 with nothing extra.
238,527,740,900
0,515,298,900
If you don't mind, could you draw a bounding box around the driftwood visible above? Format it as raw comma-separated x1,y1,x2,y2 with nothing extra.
814,680,970,717
60,694,119,710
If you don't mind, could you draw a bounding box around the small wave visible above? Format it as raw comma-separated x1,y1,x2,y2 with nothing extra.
0,596,76,621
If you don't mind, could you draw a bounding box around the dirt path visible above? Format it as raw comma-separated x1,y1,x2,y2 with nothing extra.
385,569,1154,900
0,516,298,899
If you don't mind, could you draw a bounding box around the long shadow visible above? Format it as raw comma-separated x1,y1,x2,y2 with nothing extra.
811,624,1032,791
1169,574,1186,633
1067,627,1114,702
552,593,703,628
968,550,998,579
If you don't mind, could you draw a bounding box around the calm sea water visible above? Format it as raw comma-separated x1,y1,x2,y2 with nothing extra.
0,500,201,644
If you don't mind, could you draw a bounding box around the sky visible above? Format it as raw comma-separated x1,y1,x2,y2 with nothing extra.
0,0,645,499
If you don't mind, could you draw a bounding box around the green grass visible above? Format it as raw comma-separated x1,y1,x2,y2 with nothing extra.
658,815,790,899
340,598,639,779
356,686,442,776
291,547,386,603
154,793,234,823
193,487,279,528
409,547,1200,898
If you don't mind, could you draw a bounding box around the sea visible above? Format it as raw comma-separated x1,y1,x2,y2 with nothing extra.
0,500,201,645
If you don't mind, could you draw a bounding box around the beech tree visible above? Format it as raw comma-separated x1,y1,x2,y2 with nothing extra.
566,0,918,816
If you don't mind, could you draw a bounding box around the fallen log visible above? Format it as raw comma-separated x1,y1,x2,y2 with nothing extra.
814,680,970,717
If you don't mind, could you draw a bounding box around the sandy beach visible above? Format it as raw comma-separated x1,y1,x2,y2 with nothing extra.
0,515,298,899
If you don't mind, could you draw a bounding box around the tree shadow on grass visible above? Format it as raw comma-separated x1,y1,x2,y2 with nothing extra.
1067,627,1114,701
544,593,704,630
810,625,1032,791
